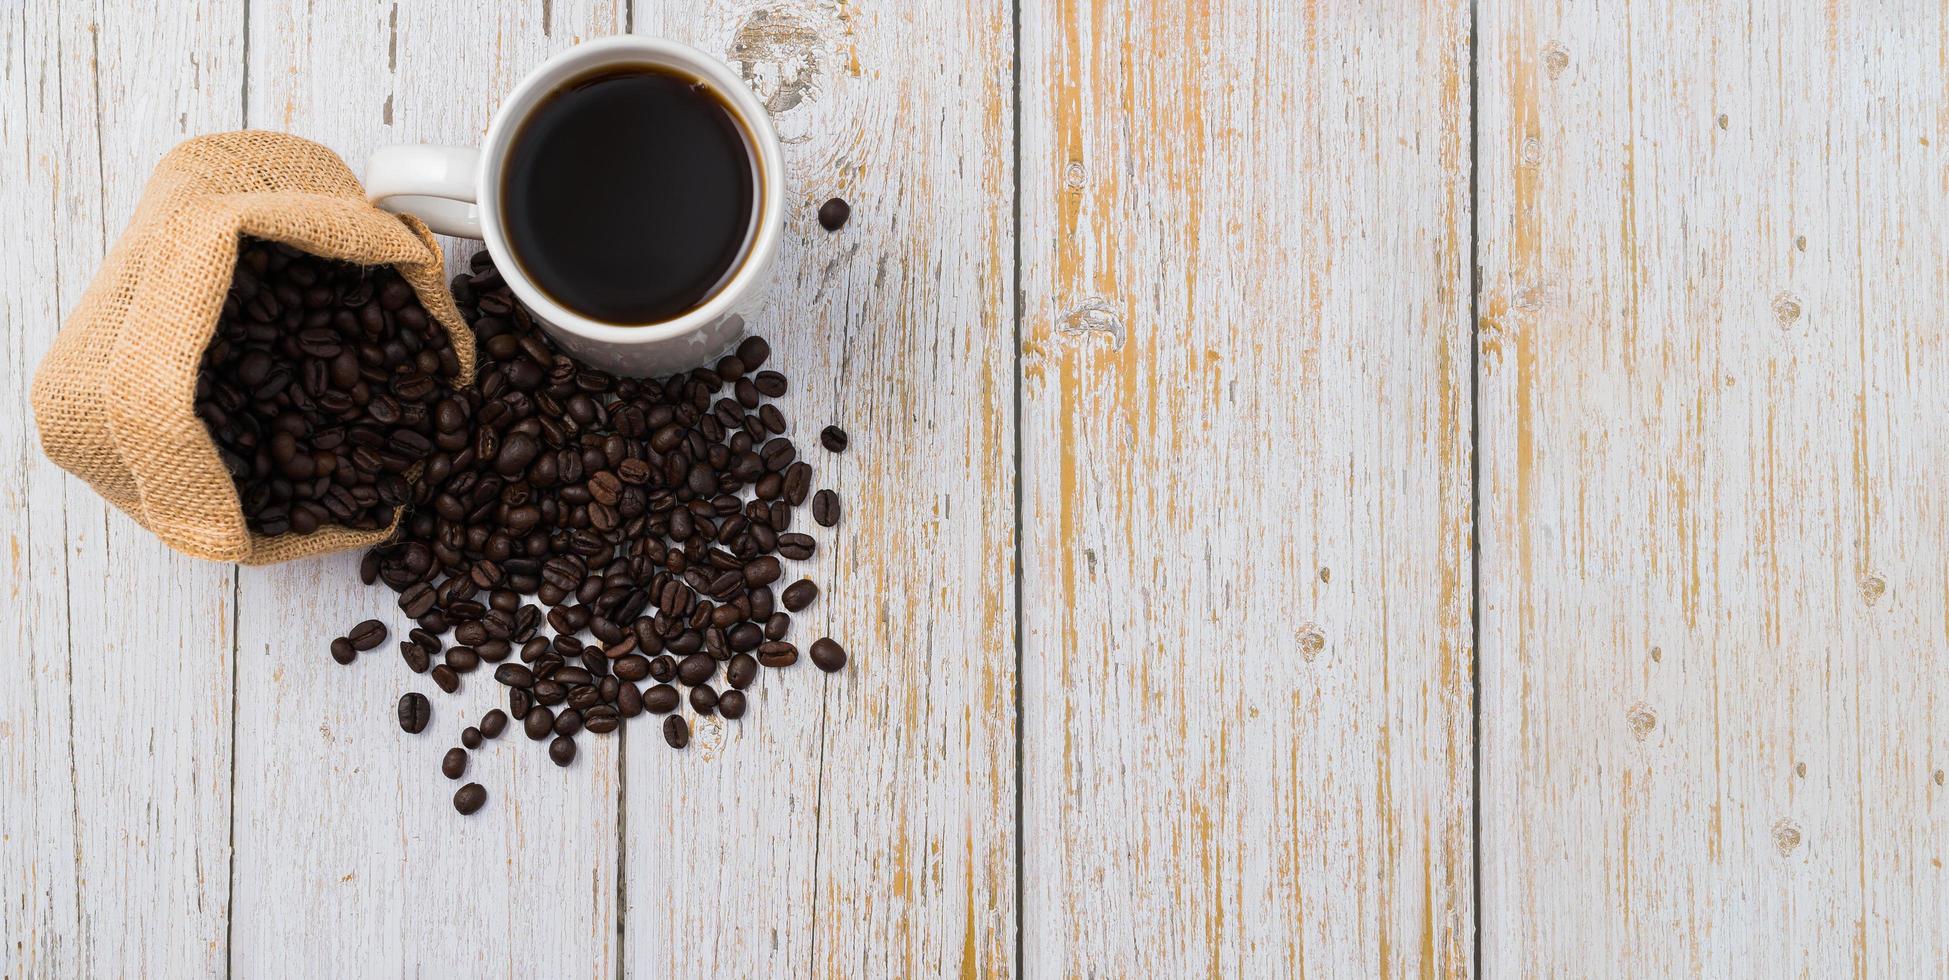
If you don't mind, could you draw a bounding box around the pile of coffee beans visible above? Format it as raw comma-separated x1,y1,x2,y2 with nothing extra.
335,250,850,815
194,238,463,535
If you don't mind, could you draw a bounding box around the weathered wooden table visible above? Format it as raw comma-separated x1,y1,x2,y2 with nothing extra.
4,2,1945,976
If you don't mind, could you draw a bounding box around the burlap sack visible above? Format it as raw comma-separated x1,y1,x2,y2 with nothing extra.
30,131,475,564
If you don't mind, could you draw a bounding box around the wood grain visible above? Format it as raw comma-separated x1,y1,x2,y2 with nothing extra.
1017,1,1474,975
623,2,1018,976
1,2,243,976
1478,3,1949,975
228,3,627,976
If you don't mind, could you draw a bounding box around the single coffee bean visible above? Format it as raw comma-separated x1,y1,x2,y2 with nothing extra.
461,726,483,750
614,655,651,682
549,736,577,767
477,639,512,663
442,747,467,779
616,681,643,718
400,640,431,674
532,679,567,705
717,689,747,720
776,532,816,560
453,782,487,815
757,641,798,669
446,646,480,672
554,708,583,737
812,489,840,527
689,684,718,715
644,684,680,714
743,555,781,587
347,619,388,650
763,612,791,641
480,708,508,738
495,663,536,688
647,654,678,683
809,637,847,672
727,653,758,689
397,692,431,733
817,197,850,230
524,704,555,740
410,627,444,654
567,685,601,710
736,335,770,369
677,653,717,686
330,636,357,665
521,637,551,662
454,621,488,646
399,582,436,618
781,578,818,611
819,425,848,453
509,687,532,719
431,664,460,693
726,622,762,652
663,714,691,749
583,706,621,734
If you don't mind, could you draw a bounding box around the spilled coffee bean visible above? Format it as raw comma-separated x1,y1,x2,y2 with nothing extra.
397,693,431,734
453,782,487,815
334,251,853,813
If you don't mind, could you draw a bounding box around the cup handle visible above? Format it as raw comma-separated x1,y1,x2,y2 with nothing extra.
365,145,484,239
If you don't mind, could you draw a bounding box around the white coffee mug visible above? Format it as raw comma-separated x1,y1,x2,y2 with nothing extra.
364,36,783,377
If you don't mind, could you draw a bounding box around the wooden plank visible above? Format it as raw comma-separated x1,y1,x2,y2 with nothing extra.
1,2,243,977
228,4,626,976
623,2,1017,975
1478,4,1949,975
1018,1,1473,975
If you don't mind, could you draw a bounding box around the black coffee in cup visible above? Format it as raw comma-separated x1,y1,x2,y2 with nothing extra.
500,64,757,325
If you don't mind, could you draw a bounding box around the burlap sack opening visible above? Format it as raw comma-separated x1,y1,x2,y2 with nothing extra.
29,131,476,564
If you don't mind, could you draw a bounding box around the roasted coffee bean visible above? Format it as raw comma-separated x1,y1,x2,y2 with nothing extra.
817,197,851,230
397,692,431,733
532,679,567,705
399,583,436,618
330,637,357,665
764,612,792,641
583,706,620,734
442,747,468,779
453,782,487,815
736,335,770,369
777,532,816,560
726,653,758,689
347,619,388,650
549,736,577,767
494,663,535,688
757,641,798,668
509,687,532,719
461,726,483,750
647,655,678,683
454,621,488,646
554,709,583,737
743,555,781,587
663,714,691,749
480,708,508,738
614,655,651,682
567,685,601,711
754,371,788,397
400,641,431,674
446,646,480,673
524,704,555,740
520,637,551,662
689,684,718,715
726,622,762,652
717,689,747,720
783,462,811,504
477,639,512,663
431,664,460,693
819,425,848,453
811,489,840,528
644,684,680,714
677,653,717,686
781,578,819,612
410,627,444,654
809,637,847,672
616,681,644,718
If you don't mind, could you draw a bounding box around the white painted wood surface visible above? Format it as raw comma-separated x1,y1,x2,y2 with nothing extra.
1478,3,1949,976
7,0,1949,977
1017,1,1474,976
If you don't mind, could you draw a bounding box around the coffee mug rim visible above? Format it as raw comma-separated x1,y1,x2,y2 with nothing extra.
477,36,783,346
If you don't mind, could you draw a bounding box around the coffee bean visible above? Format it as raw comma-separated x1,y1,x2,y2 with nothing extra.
817,197,850,230
442,747,467,779
726,622,762,652
717,689,747,719
399,583,436,618
347,619,388,650
677,653,717,686
644,684,680,714
689,684,718,715
809,637,847,672
811,489,840,528
614,655,651,682
431,664,460,693
754,371,788,398
509,687,532,719
583,706,620,734
453,782,487,815
727,653,758,689
524,704,555,740
520,637,551,662
782,579,819,612
554,708,582,737
446,646,480,672
648,655,677,683
461,726,483,750
400,640,431,674
757,641,798,668
480,708,508,738
663,715,690,749
777,534,816,561
549,736,577,767
477,639,511,663
532,679,566,705
397,692,431,733
330,636,357,665
763,612,791,641
743,555,781,587
735,335,770,370
819,425,848,453
616,681,643,718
